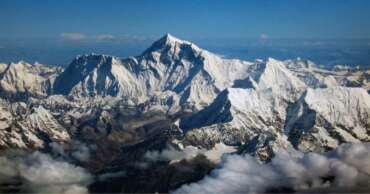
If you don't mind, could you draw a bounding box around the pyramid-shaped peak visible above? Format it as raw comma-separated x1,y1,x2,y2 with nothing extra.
163,33,176,40
266,57,282,65
163,33,179,40
142,33,201,54
157,33,192,46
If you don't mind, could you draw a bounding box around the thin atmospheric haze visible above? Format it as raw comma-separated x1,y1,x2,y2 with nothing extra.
0,0,370,66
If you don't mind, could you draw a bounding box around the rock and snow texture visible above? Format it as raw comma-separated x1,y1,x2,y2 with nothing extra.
53,54,146,102
284,58,340,88
0,63,8,74
181,88,287,147
285,58,370,91
182,86,370,157
286,87,370,152
175,53,370,156
0,100,70,149
53,34,252,110
0,61,60,99
0,33,369,157
2,35,370,194
239,58,307,101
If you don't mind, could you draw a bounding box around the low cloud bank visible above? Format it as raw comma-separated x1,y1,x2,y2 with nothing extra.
50,141,97,162
144,145,205,162
174,143,370,193
0,151,93,194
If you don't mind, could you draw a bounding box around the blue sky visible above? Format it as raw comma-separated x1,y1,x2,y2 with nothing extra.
1,0,370,42
0,0,370,66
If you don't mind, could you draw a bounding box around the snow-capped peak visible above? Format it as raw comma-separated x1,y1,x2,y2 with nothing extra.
1,34,370,172
266,57,281,64
285,86,370,151
142,33,202,55
0,61,60,99
159,33,194,46
241,57,307,101
162,33,187,45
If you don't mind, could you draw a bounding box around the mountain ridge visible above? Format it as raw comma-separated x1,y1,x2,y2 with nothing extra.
0,33,369,159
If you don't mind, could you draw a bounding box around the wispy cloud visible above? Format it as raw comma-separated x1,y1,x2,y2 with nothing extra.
120,34,150,42
50,141,97,162
61,32,115,42
94,34,115,41
61,32,88,41
60,32,151,43
144,145,204,162
174,143,370,193
260,33,269,40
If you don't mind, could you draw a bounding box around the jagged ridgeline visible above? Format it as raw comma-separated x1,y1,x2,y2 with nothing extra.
0,34,369,193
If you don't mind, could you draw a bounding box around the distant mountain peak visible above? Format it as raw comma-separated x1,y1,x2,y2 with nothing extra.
163,33,178,42
161,33,186,44
266,57,280,64
143,33,201,55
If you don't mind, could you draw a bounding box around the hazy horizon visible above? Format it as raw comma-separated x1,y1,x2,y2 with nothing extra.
1,0,370,67
1,36,369,67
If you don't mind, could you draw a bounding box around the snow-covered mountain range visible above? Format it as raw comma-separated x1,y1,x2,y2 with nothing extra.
0,34,369,193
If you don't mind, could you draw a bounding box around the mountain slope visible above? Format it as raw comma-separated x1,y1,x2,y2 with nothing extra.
286,87,370,152
284,58,340,88
0,101,70,149
53,34,253,110
0,61,60,99
233,58,307,102
53,54,146,102
180,86,370,160
181,88,287,147
1,34,370,193
0,34,369,162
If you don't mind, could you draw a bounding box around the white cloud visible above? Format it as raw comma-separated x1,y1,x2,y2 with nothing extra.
61,32,88,41
173,143,370,193
0,151,93,193
60,32,150,43
260,33,269,40
144,145,205,162
95,34,115,41
71,143,92,162
49,141,96,162
117,34,151,42
144,143,236,165
60,32,115,42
